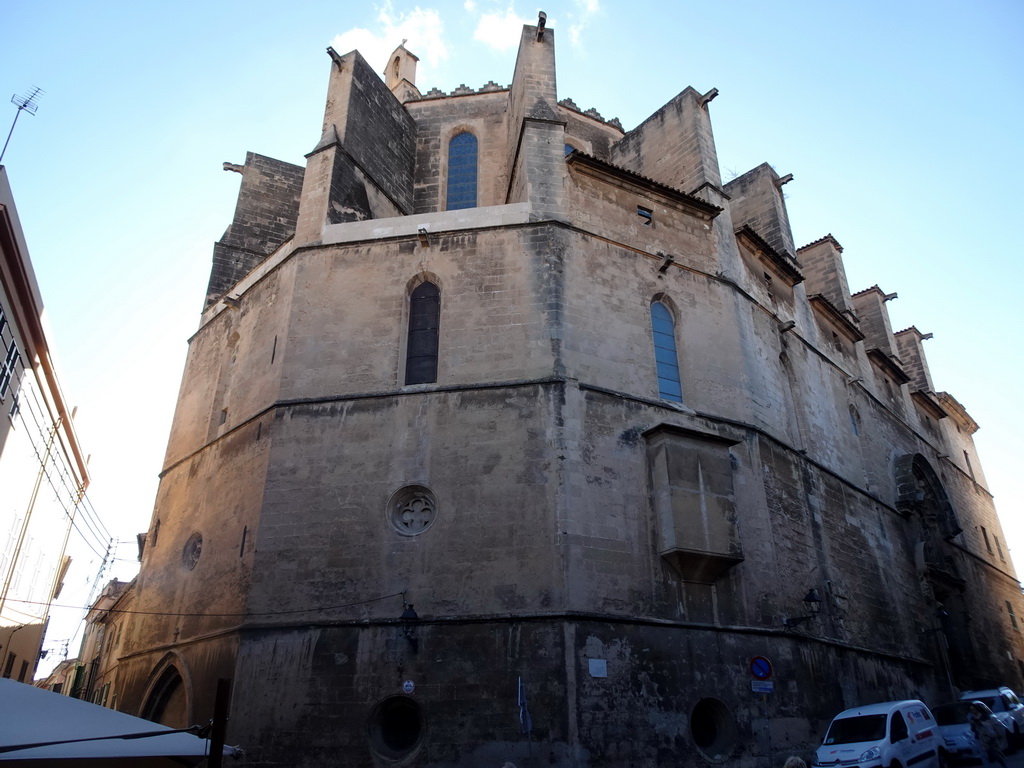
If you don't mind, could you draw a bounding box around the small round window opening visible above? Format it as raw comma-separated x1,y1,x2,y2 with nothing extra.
367,695,425,761
387,485,438,536
690,697,738,763
182,532,203,571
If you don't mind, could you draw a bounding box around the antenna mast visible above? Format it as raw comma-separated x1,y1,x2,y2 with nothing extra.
0,86,44,164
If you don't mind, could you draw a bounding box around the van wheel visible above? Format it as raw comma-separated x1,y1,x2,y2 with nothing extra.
889,761,903,768
938,748,952,768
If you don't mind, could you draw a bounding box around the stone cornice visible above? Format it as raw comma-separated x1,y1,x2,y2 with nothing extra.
866,348,912,384
936,392,980,434
735,225,803,286
808,294,864,342
566,151,722,219
910,390,947,420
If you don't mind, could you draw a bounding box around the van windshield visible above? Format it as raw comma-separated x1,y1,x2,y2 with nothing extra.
825,715,887,745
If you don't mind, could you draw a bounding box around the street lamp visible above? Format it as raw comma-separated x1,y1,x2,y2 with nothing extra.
400,604,420,653
782,589,823,629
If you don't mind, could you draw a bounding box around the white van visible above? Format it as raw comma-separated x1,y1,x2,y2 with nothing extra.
813,699,943,768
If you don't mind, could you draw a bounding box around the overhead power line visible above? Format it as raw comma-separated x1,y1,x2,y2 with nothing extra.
6,591,406,620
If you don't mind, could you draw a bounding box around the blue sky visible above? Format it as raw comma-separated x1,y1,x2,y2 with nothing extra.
3,0,1021,667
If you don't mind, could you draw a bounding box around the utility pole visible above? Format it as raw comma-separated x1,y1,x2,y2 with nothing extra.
0,86,43,164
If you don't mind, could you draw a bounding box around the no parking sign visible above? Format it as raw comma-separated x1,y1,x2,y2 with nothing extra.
750,656,773,680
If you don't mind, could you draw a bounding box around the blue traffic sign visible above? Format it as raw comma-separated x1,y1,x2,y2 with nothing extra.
750,656,773,680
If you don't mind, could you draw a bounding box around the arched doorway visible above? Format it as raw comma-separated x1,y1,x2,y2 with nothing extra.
141,665,189,728
895,453,975,689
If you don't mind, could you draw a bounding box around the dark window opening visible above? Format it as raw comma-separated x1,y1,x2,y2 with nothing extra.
1,342,20,399
889,711,908,742
446,132,478,210
982,526,993,553
406,282,440,385
182,532,203,571
637,206,653,225
1008,601,1019,630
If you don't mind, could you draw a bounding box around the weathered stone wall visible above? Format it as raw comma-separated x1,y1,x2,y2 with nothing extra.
408,92,509,213
561,107,623,160
609,87,721,195
164,259,295,464
245,383,562,619
724,164,797,259
205,152,303,306
335,51,417,215
112,19,1024,768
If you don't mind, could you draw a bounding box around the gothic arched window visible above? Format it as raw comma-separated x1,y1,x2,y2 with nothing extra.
405,282,440,385
651,301,682,403
446,132,478,210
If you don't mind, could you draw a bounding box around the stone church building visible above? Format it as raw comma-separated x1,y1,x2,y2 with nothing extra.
111,17,1023,767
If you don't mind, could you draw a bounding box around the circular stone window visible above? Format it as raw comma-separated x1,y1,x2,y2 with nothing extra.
387,485,438,536
367,695,425,761
690,697,738,763
182,532,203,570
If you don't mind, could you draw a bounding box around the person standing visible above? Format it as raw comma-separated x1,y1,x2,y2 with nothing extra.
969,700,1009,768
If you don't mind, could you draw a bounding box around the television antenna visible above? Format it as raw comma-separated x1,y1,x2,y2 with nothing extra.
0,86,44,163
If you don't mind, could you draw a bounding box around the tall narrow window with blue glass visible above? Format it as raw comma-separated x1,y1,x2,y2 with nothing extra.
446,132,478,210
651,301,682,402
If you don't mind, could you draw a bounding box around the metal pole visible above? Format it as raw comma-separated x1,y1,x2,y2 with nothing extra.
207,678,232,768
0,108,22,163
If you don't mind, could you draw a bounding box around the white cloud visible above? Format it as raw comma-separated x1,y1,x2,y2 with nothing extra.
464,0,476,11
567,0,600,50
330,2,448,76
473,6,532,52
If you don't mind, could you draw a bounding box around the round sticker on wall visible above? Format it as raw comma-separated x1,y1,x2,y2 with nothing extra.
402,680,415,694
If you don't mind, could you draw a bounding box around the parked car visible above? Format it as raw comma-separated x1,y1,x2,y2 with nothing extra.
813,699,943,768
960,687,1024,750
932,701,983,764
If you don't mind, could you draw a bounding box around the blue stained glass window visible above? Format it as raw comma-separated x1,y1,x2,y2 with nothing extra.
446,132,478,210
650,302,682,402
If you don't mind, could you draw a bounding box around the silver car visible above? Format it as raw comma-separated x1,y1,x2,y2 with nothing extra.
960,687,1024,750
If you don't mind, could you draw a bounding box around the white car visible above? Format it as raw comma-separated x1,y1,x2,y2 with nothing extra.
932,701,983,763
960,687,1024,749
813,700,943,768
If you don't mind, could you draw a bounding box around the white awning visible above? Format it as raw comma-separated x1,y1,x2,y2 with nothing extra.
0,679,241,766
